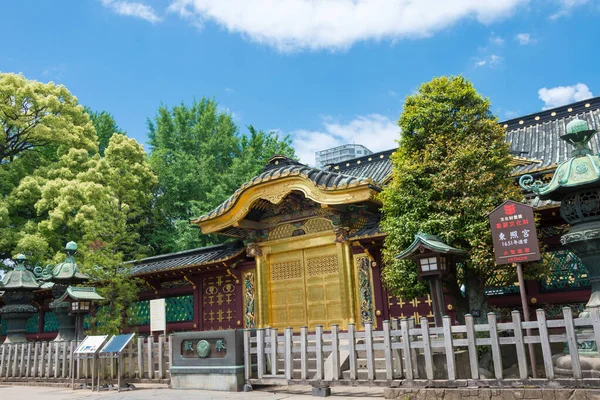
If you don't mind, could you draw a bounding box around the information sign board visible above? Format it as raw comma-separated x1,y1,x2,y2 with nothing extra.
150,298,166,333
75,335,109,354
100,333,135,354
489,200,541,265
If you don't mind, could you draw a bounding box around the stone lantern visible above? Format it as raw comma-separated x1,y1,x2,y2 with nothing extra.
396,233,466,326
520,119,600,374
38,242,90,341
0,254,42,344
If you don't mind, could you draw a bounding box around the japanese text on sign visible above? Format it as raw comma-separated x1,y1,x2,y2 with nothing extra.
489,201,541,265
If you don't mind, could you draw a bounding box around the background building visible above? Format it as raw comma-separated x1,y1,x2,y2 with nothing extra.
315,144,372,168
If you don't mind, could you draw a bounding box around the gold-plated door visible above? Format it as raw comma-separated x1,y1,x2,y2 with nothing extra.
269,250,307,330
304,245,343,330
268,244,343,331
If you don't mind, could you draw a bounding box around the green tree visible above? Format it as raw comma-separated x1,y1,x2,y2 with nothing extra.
6,134,156,264
148,98,295,253
85,108,125,156
0,73,96,164
379,76,525,323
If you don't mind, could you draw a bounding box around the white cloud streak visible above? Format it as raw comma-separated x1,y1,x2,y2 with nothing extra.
291,114,399,165
515,32,536,45
474,54,503,68
168,0,525,51
538,83,593,110
551,0,590,19
101,0,162,23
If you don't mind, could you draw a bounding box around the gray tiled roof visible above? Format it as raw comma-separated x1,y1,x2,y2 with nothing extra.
326,149,395,185
193,156,375,223
504,96,600,174
128,241,245,276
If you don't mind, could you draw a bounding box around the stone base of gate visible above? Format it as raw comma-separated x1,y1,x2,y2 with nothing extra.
170,367,245,391
169,329,245,391
384,387,600,399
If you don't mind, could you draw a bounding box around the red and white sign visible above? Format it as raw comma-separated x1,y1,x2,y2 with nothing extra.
489,200,541,265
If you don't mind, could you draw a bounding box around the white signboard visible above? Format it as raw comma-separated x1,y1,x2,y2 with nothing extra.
75,335,109,354
150,298,166,333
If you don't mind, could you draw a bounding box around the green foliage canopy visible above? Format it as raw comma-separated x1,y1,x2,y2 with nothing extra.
148,98,296,253
379,76,524,317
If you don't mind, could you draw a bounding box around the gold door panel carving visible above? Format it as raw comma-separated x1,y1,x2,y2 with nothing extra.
269,251,307,330
268,244,343,331
304,246,343,330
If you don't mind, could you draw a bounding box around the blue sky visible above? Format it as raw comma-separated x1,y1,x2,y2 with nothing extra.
1,0,599,164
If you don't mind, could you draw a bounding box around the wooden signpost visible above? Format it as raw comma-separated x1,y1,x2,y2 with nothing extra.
489,200,541,378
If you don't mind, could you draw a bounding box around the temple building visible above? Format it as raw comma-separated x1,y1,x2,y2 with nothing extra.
2,96,600,339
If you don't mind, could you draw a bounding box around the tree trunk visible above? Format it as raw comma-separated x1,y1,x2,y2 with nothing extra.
465,270,492,372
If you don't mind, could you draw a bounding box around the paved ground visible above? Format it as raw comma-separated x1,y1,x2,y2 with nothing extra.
0,383,385,399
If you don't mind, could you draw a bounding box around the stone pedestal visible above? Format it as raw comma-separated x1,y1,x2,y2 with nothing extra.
554,353,600,378
169,330,246,391
0,304,37,344
51,300,77,342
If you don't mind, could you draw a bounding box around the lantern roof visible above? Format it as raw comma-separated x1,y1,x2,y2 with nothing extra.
42,242,89,283
519,119,600,201
57,286,104,303
396,233,467,261
0,254,42,291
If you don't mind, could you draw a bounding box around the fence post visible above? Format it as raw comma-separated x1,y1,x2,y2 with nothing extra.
25,342,32,377
12,343,19,377
0,345,5,378
6,344,13,378
511,310,528,380
315,325,323,381
400,318,413,380
464,314,479,379
536,309,554,379
270,328,278,376
39,342,46,378
391,318,403,379
347,322,357,381
488,312,503,379
284,327,293,380
158,335,165,379
365,322,375,381
300,326,308,381
443,316,456,380
147,335,154,379
19,343,26,377
69,341,76,381
137,336,143,379
420,317,434,380
408,318,419,378
563,307,582,379
46,340,52,378
331,324,340,380
244,329,252,381
383,320,394,381
257,328,265,379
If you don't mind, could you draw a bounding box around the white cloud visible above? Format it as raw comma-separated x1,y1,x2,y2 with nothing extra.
515,32,536,45
168,0,525,51
538,83,593,110
551,0,590,19
101,0,162,23
490,34,504,45
474,54,503,68
291,114,399,165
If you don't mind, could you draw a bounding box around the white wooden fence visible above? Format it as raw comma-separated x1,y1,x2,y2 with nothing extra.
0,335,170,382
244,307,600,388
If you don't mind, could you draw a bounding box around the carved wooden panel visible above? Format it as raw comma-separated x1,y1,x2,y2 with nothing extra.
202,272,238,331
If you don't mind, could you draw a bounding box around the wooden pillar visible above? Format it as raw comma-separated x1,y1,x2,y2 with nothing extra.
194,275,203,331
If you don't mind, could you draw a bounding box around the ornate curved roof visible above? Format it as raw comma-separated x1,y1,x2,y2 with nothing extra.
191,156,379,228
0,255,42,291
